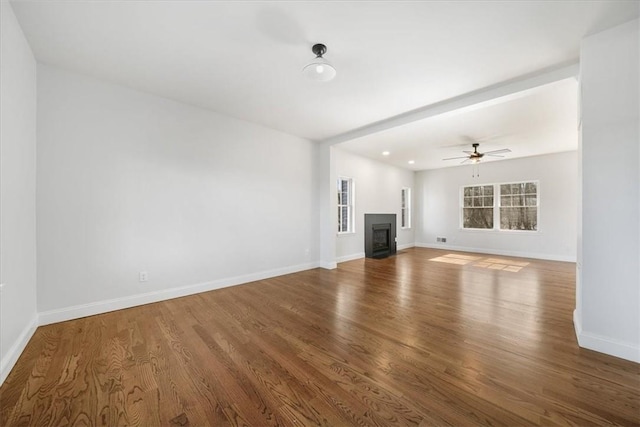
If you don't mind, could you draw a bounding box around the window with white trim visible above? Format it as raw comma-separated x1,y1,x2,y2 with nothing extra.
500,182,538,231
461,181,538,231
401,187,411,229
462,185,494,229
337,177,354,233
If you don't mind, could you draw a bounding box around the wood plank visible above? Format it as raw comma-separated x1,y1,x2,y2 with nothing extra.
1,248,638,426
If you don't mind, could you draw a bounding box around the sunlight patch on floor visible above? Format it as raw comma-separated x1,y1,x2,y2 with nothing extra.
474,257,530,272
429,253,483,265
429,254,530,272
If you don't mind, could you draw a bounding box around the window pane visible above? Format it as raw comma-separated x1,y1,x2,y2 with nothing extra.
519,183,527,193
338,178,353,232
526,196,537,206
464,197,472,207
473,197,483,207
501,195,511,207
483,196,494,207
512,194,524,207
500,207,537,230
525,207,537,230
525,182,537,194
341,206,348,231
473,186,482,196
463,208,494,229
484,186,494,196
501,184,511,195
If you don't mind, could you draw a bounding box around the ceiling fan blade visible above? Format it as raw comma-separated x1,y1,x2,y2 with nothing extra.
486,154,505,157
460,158,471,164
484,148,511,155
443,156,470,160
462,151,474,154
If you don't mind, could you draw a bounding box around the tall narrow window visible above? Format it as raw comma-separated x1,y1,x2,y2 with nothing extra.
500,182,538,231
337,177,354,233
462,185,494,229
401,187,411,229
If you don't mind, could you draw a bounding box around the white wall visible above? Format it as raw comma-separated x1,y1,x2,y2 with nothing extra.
577,19,639,362
415,151,578,262
36,65,319,322
318,143,337,269
333,148,415,262
0,1,38,385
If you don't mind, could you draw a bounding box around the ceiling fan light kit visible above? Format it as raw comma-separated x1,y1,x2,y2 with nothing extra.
303,43,336,82
443,142,512,164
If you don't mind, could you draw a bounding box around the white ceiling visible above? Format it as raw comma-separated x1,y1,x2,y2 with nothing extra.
10,1,639,169
338,78,580,170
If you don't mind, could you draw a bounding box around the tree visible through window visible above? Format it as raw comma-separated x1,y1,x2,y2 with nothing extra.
500,182,538,231
338,177,354,233
462,185,494,229
461,182,538,231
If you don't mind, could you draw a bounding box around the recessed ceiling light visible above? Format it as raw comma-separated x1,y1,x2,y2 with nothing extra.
382,151,390,156
408,160,415,164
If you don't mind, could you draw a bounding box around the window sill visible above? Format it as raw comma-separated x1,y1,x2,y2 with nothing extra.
337,231,356,237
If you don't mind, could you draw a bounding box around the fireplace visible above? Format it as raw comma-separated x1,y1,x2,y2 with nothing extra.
364,214,397,258
372,224,391,257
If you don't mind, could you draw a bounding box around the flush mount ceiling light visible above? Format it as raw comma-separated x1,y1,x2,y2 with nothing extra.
303,43,336,82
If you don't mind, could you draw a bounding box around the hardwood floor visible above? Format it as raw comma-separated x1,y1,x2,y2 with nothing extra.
1,247,638,426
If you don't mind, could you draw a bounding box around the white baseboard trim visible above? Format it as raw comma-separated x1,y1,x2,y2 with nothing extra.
573,311,640,363
39,261,320,326
397,243,415,251
1,313,38,386
336,252,365,263
573,308,582,337
319,261,337,270
414,242,576,262
336,244,415,264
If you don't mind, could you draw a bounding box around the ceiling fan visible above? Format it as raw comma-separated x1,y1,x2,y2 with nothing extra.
443,143,511,164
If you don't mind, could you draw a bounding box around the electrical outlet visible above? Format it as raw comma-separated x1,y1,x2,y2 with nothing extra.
139,272,148,282
436,237,447,243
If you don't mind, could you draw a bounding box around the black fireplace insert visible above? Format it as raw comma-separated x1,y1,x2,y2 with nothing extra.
364,214,397,258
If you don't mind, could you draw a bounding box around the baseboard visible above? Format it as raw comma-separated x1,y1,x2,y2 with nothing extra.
397,243,415,251
336,252,365,263
39,261,320,326
319,261,337,270
574,316,640,363
573,308,582,337
0,313,38,386
336,244,415,264
414,242,576,262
